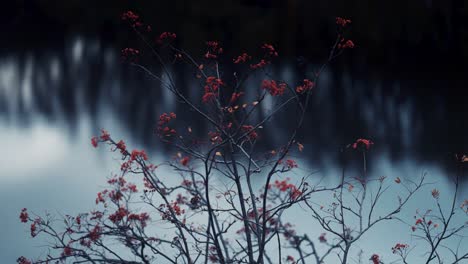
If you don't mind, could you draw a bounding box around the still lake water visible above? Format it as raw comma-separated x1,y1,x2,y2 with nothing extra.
0,36,466,263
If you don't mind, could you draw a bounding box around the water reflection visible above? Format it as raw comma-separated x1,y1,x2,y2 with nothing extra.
2,36,465,169
0,35,466,262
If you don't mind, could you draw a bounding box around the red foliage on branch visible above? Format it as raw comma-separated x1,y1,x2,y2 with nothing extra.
205,41,223,59
338,39,355,49
370,254,380,264
351,138,374,150
121,48,140,62
295,79,315,94
261,80,286,96
233,53,252,64
157,32,177,44
336,17,352,27
19,208,28,223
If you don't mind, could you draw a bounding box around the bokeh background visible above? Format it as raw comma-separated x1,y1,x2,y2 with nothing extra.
1,0,467,263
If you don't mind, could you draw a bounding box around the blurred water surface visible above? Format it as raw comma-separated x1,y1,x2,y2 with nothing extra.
0,36,467,263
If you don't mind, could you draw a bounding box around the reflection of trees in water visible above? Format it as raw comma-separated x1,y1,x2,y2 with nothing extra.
0,36,465,172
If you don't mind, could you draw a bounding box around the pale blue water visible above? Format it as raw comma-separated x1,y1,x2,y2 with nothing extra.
1,36,466,263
